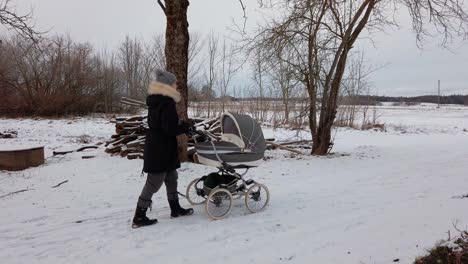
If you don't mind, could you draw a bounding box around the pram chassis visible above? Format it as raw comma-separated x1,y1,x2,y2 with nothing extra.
186,163,270,220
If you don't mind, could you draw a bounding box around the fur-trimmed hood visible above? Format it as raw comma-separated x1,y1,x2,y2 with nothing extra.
147,81,181,103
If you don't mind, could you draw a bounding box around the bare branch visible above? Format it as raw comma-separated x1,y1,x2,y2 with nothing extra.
157,0,166,15
0,0,41,43
238,0,248,33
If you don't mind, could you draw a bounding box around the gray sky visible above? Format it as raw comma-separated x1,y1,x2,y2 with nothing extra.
4,0,468,96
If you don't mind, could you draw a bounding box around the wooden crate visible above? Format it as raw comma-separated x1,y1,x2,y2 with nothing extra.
0,147,45,171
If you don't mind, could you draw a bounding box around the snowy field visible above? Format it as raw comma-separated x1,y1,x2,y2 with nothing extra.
1,104,468,264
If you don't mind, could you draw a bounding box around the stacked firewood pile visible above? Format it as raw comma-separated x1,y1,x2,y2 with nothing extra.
104,115,221,160
104,116,147,159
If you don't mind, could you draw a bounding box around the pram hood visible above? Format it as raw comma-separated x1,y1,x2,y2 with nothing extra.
195,112,266,168
220,112,266,151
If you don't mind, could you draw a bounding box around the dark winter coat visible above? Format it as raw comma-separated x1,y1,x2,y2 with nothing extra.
143,82,188,173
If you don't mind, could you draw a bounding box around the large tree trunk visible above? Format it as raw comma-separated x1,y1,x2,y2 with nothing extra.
164,0,190,161
311,0,374,155
312,48,350,155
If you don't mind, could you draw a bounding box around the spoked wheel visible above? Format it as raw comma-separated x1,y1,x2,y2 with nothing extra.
245,183,270,213
205,188,233,220
186,178,206,205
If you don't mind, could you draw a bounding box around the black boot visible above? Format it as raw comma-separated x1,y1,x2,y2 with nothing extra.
168,199,194,218
132,206,158,228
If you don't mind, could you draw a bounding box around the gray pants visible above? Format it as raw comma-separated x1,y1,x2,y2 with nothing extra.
137,170,179,209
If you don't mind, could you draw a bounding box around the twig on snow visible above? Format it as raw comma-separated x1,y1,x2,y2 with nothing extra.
53,146,99,156
0,188,34,198
52,180,69,188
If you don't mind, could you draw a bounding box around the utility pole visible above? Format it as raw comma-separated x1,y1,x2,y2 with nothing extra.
437,80,441,108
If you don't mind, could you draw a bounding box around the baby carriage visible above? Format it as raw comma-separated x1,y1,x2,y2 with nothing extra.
185,112,270,220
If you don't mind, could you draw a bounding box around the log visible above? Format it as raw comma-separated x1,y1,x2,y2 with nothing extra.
279,140,313,146
288,144,311,149
118,129,145,136
127,153,143,160
111,134,138,146
112,136,138,147
105,145,122,154
127,140,145,148
53,146,99,156
121,97,147,109
121,100,147,109
119,121,145,127
266,141,303,155
121,97,145,105
123,116,146,122
120,148,142,157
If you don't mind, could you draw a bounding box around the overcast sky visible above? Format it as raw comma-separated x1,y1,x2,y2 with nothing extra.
3,0,468,96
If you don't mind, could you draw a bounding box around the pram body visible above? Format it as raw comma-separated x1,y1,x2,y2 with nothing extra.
195,112,266,168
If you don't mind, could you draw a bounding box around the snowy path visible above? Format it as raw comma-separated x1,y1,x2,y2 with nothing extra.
1,107,468,264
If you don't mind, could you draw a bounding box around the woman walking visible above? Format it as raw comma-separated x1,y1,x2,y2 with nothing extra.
132,69,194,228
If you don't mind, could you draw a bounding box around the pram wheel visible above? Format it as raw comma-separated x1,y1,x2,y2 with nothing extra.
205,188,233,220
186,178,206,205
245,183,270,213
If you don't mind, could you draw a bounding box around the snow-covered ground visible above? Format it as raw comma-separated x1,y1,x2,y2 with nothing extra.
1,105,468,264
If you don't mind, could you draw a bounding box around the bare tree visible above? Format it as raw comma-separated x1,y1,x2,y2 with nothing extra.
251,46,269,121
119,36,145,100
204,31,219,117
248,0,468,155
0,0,40,42
187,32,206,88
147,32,205,86
94,51,125,113
335,52,372,128
266,45,299,125
147,34,166,71
216,40,237,113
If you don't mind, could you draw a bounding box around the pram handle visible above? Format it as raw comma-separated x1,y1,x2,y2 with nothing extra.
188,127,206,137
188,128,216,143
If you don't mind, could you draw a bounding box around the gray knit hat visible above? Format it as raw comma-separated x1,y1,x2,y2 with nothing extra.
156,69,177,86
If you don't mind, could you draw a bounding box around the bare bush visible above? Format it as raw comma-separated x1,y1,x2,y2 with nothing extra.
0,36,99,115
0,35,129,116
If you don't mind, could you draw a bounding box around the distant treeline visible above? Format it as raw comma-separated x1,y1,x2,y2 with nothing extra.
362,94,468,105
221,94,468,106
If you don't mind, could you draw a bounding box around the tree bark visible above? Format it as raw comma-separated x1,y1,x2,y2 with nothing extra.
164,0,190,161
